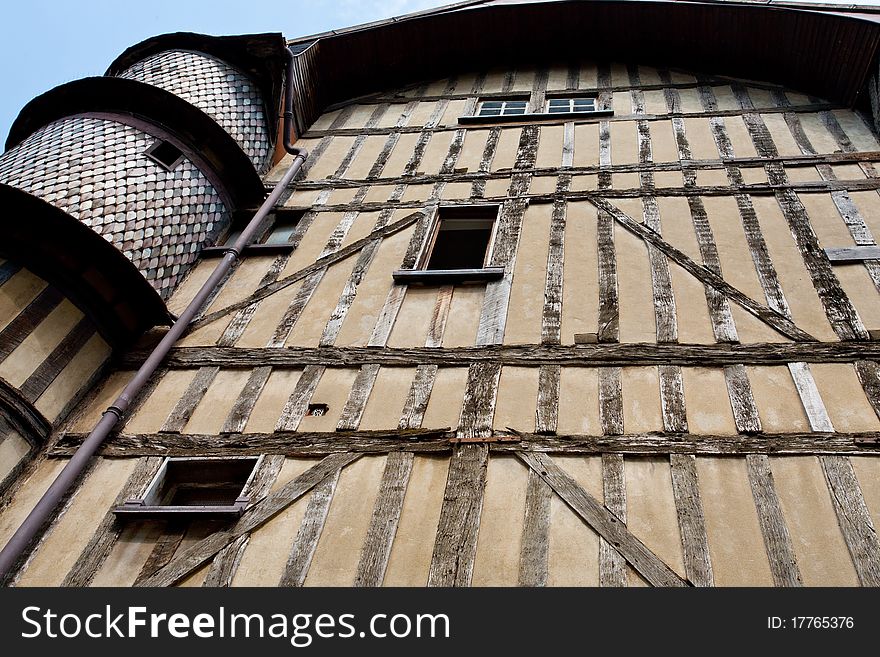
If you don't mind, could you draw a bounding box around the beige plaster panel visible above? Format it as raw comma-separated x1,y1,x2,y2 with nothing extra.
375,103,411,128
440,182,474,199
577,62,598,88
309,110,341,132
449,72,477,94
546,66,569,92
421,367,468,431
713,85,740,112
90,520,165,586
573,123,599,168
417,131,455,176
644,90,668,116
613,91,635,115
455,130,490,173
401,184,432,203
786,91,811,106
625,457,686,586
0,298,83,387
621,366,663,433
490,128,524,171
529,175,557,195
784,165,821,183
610,120,638,164
696,456,774,585
184,369,251,434
71,370,131,431
850,456,880,535
334,229,412,347
762,113,801,156
479,70,506,93
695,168,730,187
832,109,879,151
337,103,377,130
231,457,320,586
381,133,422,178
569,174,598,191
610,63,629,87
386,287,436,348
504,203,551,345
440,99,469,126
338,211,382,251
638,66,662,85
560,201,598,345
681,366,737,435
234,280,305,348
832,164,865,179
850,190,880,244
265,138,322,183
363,185,395,204
303,136,357,180
751,195,837,341
384,455,448,586
657,196,716,344
649,120,679,162
0,431,30,483
614,200,657,343
36,332,111,422
407,101,441,128
683,118,722,160
326,187,360,206
204,257,276,319
747,87,775,109
19,458,134,586
0,459,65,551
284,187,322,208
126,369,198,433
483,177,511,199
676,88,703,114
796,113,840,154
359,366,416,430
771,456,859,586
747,365,810,432
741,166,767,184
535,124,564,169
423,78,450,96
669,70,695,85
722,116,759,158
653,171,683,188
547,455,602,586
167,259,214,315
442,285,484,347
493,366,539,433
840,260,880,330
242,368,303,433
809,363,880,433
556,367,601,435
285,256,358,347
0,268,45,332
472,455,529,586
280,211,344,276
295,367,358,433
511,68,534,93
304,455,386,586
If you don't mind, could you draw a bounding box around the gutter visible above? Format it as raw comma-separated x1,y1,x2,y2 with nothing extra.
0,47,308,582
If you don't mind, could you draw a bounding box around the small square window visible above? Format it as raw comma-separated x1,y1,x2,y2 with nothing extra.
114,457,260,518
544,96,598,114
478,99,528,117
145,139,184,171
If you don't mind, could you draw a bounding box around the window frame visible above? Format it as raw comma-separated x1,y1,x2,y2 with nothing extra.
545,95,599,114
477,98,529,117
459,91,611,125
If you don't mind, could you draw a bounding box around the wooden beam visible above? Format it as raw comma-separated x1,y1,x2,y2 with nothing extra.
599,453,627,587
669,454,714,587
824,246,880,262
518,468,552,587
160,366,219,433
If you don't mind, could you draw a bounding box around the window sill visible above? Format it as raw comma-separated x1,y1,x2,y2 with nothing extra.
458,110,613,125
113,499,249,519
201,243,295,258
393,267,504,285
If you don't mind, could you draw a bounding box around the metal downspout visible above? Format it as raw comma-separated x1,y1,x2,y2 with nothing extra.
0,46,308,581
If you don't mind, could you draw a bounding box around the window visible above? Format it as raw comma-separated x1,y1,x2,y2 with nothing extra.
547,97,598,114
478,99,528,117
393,206,505,284
114,456,260,518
145,139,184,171
262,213,300,245
203,210,305,257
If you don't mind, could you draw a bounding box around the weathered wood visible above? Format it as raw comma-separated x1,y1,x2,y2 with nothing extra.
596,206,619,343
825,246,880,262
160,366,219,433
819,455,880,586
659,365,688,433
398,365,438,430
457,362,502,439
426,286,453,348
518,452,688,587
427,444,489,587
586,196,816,342
191,212,422,332
202,454,285,587
518,468,552,587
320,239,383,347
561,121,575,168
336,364,381,431
786,362,834,432
134,521,188,585
855,360,880,421
541,197,566,345
353,452,414,587
221,366,272,434
599,453,627,587
62,457,163,587
0,287,63,362
275,365,324,432
137,452,360,587
669,454,714,587
19,317,95,402
599,366,624,436
535,364,560,435
472,127,501,198
745,454,802,587
723,364,762,434
278,469,340,587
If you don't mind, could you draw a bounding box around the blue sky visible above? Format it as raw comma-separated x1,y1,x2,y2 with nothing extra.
0,0,445,144
2,0,879,145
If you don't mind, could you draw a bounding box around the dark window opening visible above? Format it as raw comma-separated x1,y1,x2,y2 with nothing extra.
424,207,498,270
145,139,184,171
114,457,259,518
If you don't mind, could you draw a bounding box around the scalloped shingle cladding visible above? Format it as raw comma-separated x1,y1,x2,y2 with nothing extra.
0,116,228,299
118,49,272,171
